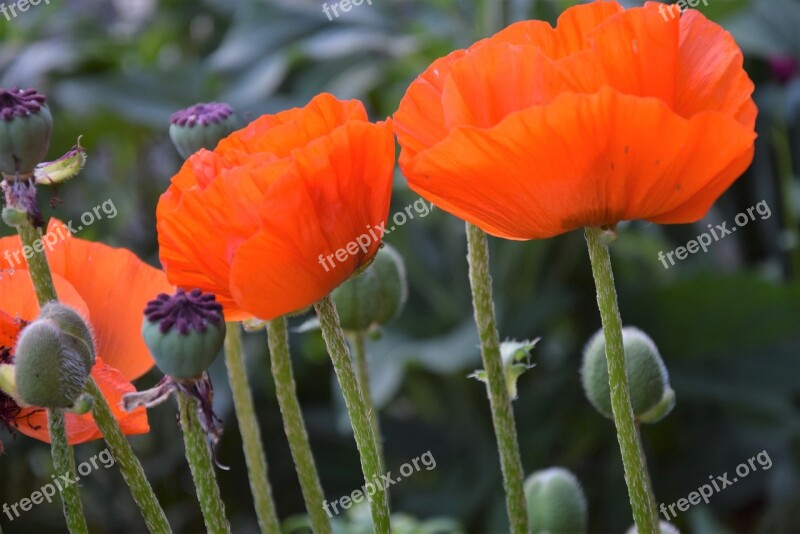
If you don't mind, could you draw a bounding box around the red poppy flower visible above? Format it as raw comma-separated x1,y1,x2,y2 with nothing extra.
0,219,172,444
157,93,395,321
394,1,757,239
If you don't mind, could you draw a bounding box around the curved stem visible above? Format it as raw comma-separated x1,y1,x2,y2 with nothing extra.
465,222,528,534
585,226,659,533
178,391,231,534
349,331,384,475
85,378,171,533
314,296,391,533
267,317,331,534
48,409,88,534
223,323,282,534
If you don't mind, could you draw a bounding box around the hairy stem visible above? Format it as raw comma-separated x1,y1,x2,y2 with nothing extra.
349,331,385,475
223,324,281,534
465,222,528,534
48,409,88,534
315,296,391,533
585,226,659,533
267,316,330,534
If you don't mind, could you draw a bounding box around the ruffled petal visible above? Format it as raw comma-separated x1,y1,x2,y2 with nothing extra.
14,357,149,445
230,119,395,319
408,88,755,239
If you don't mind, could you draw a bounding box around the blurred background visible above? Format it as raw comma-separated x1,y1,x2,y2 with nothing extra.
0,0,799,532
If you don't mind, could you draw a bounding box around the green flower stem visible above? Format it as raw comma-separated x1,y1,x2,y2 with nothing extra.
223,323,282,534
7,212,86,533
349,331,385,475
85,377,171,533
48,409,88,534
465,222,528,534
178,391,231,534
584,226,659,533
314,296,391,533
267,316,331,534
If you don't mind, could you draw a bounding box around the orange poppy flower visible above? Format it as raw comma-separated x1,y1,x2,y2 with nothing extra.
0,219,172,444
394,0,757,240
157,93,395,321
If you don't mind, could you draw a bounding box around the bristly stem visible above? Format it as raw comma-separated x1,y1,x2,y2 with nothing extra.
585,226,659,533
314,296,391,533
223,323,282,534
349,330,385,475
267,316,331,534
3,193,87,533
465,222,529,534
85,377,171,533
48,409,88,534
178,391,231,534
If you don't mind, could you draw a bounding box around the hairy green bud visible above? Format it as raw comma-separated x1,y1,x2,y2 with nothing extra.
525,467,588,534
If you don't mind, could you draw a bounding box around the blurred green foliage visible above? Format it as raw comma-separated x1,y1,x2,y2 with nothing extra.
1,0,799,532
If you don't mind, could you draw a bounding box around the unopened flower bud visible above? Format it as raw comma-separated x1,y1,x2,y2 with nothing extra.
471,339,538,400
142,289,226,379
581,327,675,423
39,302,95,372
14,319,90,408
169,102,240,160
332,244,407,331
0,88,53,176
525,467,588,534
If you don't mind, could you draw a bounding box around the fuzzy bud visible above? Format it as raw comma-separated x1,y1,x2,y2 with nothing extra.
525,467,588,534
169,102,240,160
39,302,95,372
332,244,408,331
142,289,226,379
581,327,675,423
0,88,53,176
14,319,90,408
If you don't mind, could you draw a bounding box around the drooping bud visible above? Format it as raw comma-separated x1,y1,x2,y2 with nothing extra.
524,467,588,534
0,88,53,176
142,289,226,380
14,319,90,408
39,302,95,372
332,244,408,331
626,520,680,534
581,327,675,423
169,102,240,160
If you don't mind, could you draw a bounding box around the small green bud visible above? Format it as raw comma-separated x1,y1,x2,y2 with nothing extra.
68,393,94,415
33,137,87,186
39,302,95,373
332,244,408,331
581,327,674,423
14,319,90,408
470,339,538,400
142,289,226,380
169,103,240,160
2,206,28,227
0,88,53,176
626,520,680,534
525,467,588,534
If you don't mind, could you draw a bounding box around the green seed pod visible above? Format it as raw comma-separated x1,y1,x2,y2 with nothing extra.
581,327,675,423
0,88,53,176
169,103,240,160
142,289,226,380
14,319,89,408
332,244,408,331
525,467,588,534
626,520,680,534
39,302,95,373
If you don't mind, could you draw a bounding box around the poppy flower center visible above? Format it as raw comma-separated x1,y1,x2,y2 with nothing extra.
145,288,224,335
0,88,46,121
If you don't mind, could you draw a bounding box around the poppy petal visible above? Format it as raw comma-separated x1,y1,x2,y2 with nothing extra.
408,88,755,239
0,268,91,323
14,357,149,445
229,119,395,319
